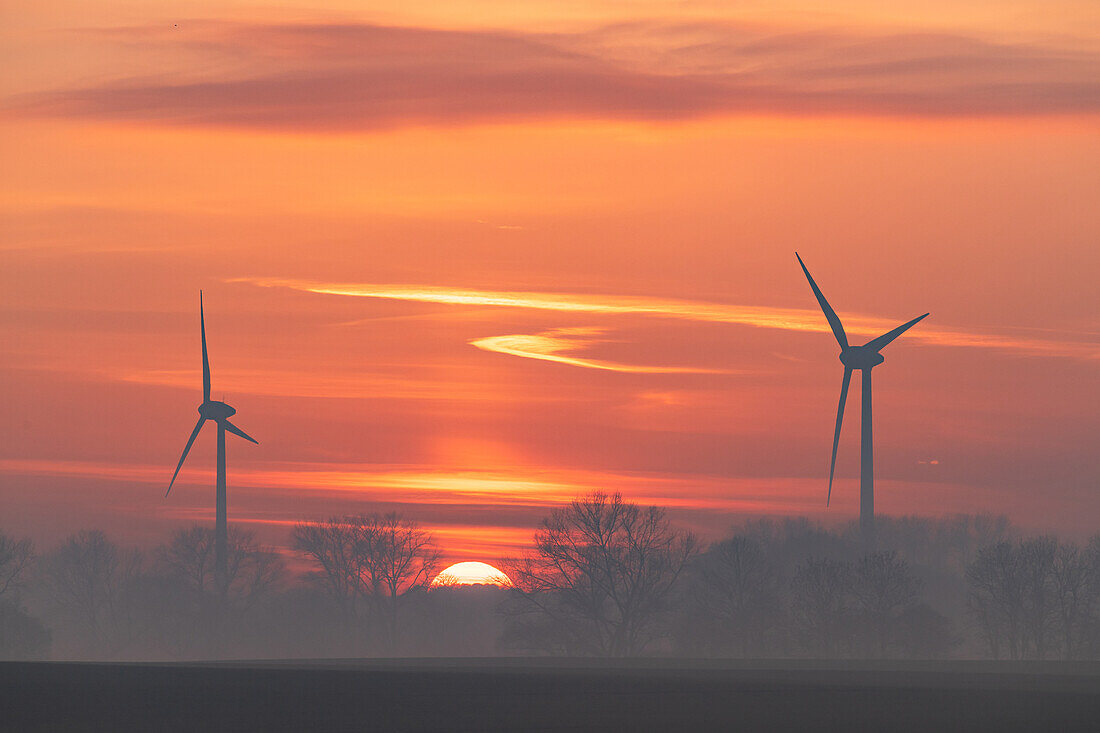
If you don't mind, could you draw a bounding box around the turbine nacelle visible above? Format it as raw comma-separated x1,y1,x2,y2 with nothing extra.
199,400,236,420
839,346,885,370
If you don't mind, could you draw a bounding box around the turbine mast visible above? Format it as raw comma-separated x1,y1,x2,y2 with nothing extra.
860,367,874,549
216,421,228,597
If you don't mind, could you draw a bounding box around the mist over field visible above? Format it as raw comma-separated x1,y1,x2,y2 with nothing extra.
3,495,1097,663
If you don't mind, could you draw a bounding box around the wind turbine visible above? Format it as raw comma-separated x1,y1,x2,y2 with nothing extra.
796,253,927,547
166,292,257,597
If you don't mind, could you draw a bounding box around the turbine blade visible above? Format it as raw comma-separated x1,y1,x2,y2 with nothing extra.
222,419,258,444
795,253,848,349
167,417,206,496
200,291,211,402
864,313,929,352
827,367,853,507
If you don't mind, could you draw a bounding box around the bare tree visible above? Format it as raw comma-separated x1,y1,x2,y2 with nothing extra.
1046,537,1100,660
1018,538,1058,659
292,513,440,648
291,518,367,618
682,536,783,656
0,532,34,599
967,538,1059,659
851,550,922,657
504,492,698,656
369,514,441,642
40,530,143,657
967,542,1017,659
1050,541,1091,659
157,525,285,609
0,531,48,659
1084,536,1100,657
791,557,852,656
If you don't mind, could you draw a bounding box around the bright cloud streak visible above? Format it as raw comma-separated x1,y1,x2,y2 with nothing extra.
470,327,729,373
236,278,1100,359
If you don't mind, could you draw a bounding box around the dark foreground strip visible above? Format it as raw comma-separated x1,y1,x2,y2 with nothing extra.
1,661,1097,732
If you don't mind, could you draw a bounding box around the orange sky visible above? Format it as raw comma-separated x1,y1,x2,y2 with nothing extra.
1,1,1098,566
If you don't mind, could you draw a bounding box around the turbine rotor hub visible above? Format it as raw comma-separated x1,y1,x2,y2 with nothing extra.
839,346,884,370
199,400,236,420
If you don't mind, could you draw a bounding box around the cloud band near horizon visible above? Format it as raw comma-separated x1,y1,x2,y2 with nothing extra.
6,21,1099,130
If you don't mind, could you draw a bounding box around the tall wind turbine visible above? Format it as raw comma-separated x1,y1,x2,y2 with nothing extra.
166,292,258,597
796,253,927,547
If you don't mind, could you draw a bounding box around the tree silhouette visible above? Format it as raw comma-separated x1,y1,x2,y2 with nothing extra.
0,531,48,659
504,492,697,656
966,538,1062,659
157,525,285,609
682,536,783,656
40,530,142,657
1050,540,1096,659
791,557,853,656
851,550,922,657
0,532,34,600
292,513,439,649
370,513,441,643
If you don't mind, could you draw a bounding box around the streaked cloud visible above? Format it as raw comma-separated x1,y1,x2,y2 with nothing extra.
236,277,1100,359
471,327,729,373
115,367,542,402
7,21,1098,130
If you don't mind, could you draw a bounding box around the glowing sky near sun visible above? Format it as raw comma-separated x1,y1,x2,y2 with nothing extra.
0,0,1098,565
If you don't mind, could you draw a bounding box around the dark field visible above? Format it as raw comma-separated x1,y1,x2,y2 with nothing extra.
2,659,1097,732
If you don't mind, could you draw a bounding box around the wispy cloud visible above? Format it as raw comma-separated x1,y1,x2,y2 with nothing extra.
0,457,811,511
7,21,1098,130
235,277,1100,359
471,327,730,373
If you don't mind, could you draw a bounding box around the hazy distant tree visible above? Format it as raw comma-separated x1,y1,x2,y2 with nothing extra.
1082,537,1100,658
292,514,440,647
745,517,852,573
1047,537,1100,660
40,530,142,657
504,492,698,656
967,538,1059,659
851,551,922,657
0,599,51,660
941,512,1016,572
157,526,285,608
681,536,784,656
791,557,852,656
0,532,34,600
157,526,215,595
1018,538,1058,659
966,542,1017,658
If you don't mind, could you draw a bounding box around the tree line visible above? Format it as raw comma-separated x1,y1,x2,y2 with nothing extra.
1,494,1097,660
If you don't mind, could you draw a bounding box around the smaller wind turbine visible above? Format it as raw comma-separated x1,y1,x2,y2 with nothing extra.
166,292,257,597
796,253,928,547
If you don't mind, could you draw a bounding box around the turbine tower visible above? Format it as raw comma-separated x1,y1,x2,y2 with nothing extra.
796,253,927,547
166,292,257,597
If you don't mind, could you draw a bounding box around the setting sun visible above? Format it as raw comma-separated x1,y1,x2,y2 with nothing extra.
432,562,511,587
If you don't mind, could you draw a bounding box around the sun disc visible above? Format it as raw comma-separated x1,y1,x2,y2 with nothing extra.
432,561,511,587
